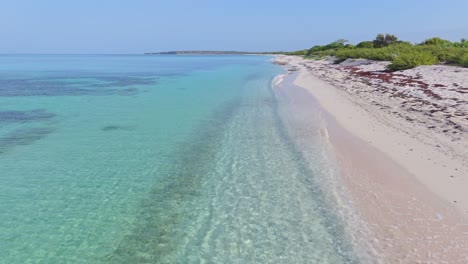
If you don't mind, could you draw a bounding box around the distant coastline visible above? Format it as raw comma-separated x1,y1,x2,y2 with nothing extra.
144,50,261,55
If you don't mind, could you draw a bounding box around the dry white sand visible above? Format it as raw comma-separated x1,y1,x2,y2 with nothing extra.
274,56,468,263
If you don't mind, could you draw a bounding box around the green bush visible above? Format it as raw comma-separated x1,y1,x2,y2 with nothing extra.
457,53,468,67
356,41,374,48
388,51,437,71
396,41,414,47
305,39,350,56
285,49,308,56
334,47,395,61
302,34,467,69
421,37,452,47
418,46,465,63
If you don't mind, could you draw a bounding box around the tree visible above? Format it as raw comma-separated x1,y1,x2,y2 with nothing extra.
373,34,398,48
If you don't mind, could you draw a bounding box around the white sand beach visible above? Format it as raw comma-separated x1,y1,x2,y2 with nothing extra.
274,55,468,263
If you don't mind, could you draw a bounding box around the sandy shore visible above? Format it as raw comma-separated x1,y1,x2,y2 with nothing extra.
274,56,468,263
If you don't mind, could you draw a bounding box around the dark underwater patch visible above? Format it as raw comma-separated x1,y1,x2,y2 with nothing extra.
245,72,262,81
0,76,157,97
101,125,134,131
116,88,139,96
0,127,55,154
0,109,55,123
89,76,156,88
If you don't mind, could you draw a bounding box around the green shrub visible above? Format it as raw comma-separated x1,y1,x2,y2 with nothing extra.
421,37,452,47
307,45,325,55
303,35,466,69
356,41,374,48
418,46,465,63
396,41,414,47
388,51,437,71
457,53,468,67
285,49,308,56
334,47,395,61
306,39,349,56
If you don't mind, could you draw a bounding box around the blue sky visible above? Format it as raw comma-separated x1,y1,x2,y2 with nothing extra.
1,0,467,53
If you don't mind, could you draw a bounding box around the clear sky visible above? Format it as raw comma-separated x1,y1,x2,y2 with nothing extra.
1,0,468,54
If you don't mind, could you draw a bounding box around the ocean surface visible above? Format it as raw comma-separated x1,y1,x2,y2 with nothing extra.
0,55,361,263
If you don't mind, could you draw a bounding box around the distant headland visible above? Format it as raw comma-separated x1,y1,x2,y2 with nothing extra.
144,51,262,55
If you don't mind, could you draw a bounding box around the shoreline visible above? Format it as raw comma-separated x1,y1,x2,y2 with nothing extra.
273,56,468,263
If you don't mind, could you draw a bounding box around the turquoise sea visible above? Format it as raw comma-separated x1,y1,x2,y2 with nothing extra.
0,55,362,263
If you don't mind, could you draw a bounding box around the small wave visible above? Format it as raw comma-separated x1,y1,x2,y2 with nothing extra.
272,74,287,87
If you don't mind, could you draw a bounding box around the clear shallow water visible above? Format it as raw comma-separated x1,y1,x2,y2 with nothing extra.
0,55,359,263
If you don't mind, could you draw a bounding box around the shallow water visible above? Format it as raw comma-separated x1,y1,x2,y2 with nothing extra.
1,55,360,263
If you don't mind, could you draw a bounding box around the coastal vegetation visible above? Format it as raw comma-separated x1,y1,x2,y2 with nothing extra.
295,34,468,71
144,36,467,71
